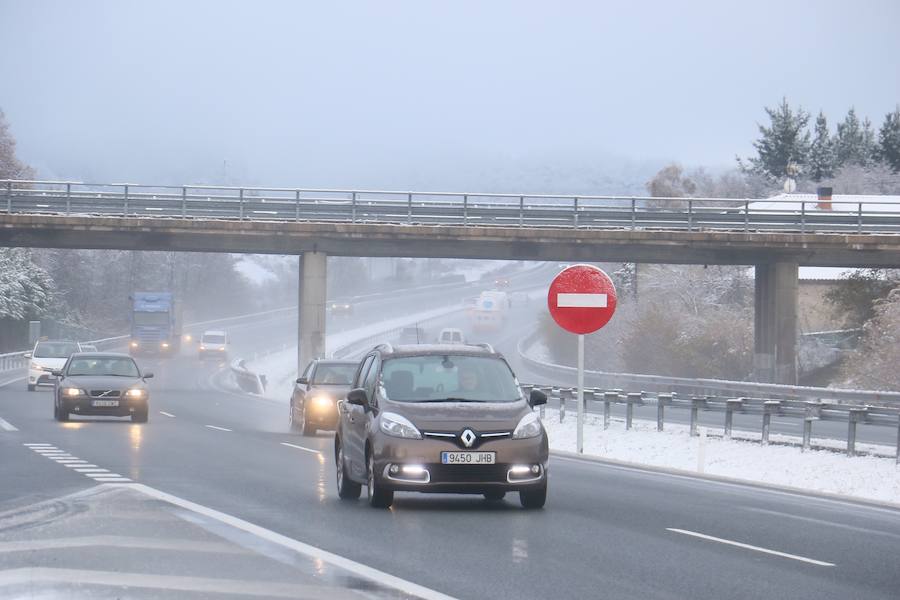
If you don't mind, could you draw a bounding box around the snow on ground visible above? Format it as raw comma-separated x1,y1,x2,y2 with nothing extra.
247,304,465,401
543,408,900,505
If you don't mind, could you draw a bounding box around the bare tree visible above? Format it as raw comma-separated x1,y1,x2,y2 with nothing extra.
0,109,35,180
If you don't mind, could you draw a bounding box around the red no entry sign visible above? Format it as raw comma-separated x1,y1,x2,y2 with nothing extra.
547,264,617,334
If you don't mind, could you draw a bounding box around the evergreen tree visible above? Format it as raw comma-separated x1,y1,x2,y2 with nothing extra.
834,108,877,168
740,98,810,181
0,108,35,180
877,107,900,172
808,111,834,181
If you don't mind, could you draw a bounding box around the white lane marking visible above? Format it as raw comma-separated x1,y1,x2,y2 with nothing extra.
159,411,176,418
0,416,18,431
666,528,835,566
557,292,608,308
72,468,106,472
23,443,54,447
280,442,322,454
53,459,87,463
91,477,131,482
205,425,232,432
123,483,459,600
86,473,123,479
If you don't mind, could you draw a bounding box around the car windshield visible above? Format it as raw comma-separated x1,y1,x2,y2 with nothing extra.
33,342,79,358
380,355,521,403
134,312,169,326
312,364,356,385
67,357,140,377
202,334,226,344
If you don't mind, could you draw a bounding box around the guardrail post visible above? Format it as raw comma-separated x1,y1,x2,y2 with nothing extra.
239,188,245,220
847,408,867,457
573,197,579,228
181,186,187,217
351,191,357,223
603,391,616,430
408,192,413,224
657,393,671,431
744,199,749,231
519,196,524,227
687,199,694,232
762,400,780,445
724,398,743,439
630,197,636,229
858,202,863,233
5,181,10,213
462,194,468,226
559,388,566,423
626,392,640,430
123,184,129,216
690,397,705,436
65,182,71,215
295,190,301,221
800,200,806,233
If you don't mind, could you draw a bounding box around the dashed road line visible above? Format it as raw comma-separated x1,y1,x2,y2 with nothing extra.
280,442,322,455
159,411,176,418
0,416,18,431
24,444,132,483
205,425,232,432
666,528,835,566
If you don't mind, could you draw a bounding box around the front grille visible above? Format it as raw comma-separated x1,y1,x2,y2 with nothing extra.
90,390,121,398
427,463,509,483
422,430,512,449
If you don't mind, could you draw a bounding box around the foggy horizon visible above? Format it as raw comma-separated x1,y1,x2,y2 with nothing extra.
1,0,898,193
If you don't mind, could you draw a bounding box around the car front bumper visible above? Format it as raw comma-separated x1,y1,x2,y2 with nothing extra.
61,396,148,417
29,369,55,386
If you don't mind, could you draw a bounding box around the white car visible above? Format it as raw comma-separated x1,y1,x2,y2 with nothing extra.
198,330,229,360
25,340,80,391
437,328,466,345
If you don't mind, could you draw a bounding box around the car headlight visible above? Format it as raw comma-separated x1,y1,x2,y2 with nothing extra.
161,342,170,348
130,341,139,348
125,389,146,398
380,412,422,439
310,395,332,409
63,388,86,397
512,412,543,439
200,345,207,351
31,362,45,371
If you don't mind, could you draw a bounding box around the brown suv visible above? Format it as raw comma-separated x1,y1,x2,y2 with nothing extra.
334,343,549,509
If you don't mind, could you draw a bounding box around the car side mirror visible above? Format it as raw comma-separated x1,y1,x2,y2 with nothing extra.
346,388,369,407
143,372,154,379
296,377,308,385
50,370,62,378
529,389,547,408
24,353,32,359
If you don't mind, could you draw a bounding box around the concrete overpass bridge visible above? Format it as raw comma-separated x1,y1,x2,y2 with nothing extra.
4,179,900,384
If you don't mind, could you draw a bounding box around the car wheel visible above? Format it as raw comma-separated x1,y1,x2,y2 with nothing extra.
299,405,315,436
132,405,149,423
367,452,393,508
483,491,506,502
289,402,300,431
335,440,361,499
55,402,69,422
27,384,35,392
519,484,547,509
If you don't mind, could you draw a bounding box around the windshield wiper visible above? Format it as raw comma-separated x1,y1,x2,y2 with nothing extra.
416,397,486,403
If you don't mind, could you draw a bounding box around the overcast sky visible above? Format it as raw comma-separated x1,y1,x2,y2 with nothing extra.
1,0,898,191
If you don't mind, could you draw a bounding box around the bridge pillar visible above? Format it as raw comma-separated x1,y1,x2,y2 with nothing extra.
298,252,327,374
753,262,798,384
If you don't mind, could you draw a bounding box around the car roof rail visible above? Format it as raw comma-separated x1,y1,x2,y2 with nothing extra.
374,342,394,353
473,342,495,353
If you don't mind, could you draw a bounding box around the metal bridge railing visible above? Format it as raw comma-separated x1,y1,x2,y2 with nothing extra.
5,179,900,234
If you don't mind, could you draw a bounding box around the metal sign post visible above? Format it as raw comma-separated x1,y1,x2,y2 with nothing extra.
547,264,618,454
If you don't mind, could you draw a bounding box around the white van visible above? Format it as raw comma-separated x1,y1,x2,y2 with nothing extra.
437,328,466,345
198,330,229,360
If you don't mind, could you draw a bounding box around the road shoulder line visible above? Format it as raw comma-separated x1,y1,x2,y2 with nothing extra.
119,483,458,600
551,449,900,512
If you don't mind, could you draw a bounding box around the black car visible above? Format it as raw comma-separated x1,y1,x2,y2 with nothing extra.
289,359,358,435
52,352,153,423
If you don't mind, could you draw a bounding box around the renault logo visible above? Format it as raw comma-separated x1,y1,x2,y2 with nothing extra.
460,429,477,448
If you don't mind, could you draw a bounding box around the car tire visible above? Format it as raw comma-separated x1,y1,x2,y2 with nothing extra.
54,402,69,422
335,440,361,500
519,484,547,509
132,405,149,423
483,491,506,502
299,405,315,436
27,384,35,392
367,452,393,508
